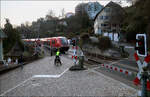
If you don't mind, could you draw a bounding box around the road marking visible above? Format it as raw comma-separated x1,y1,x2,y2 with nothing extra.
0,68,69,96
33,75,60,78
0,76,34,96
33,68,69,78
59,68,69,77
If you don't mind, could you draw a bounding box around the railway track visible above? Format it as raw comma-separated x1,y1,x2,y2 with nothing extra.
83,51,119,61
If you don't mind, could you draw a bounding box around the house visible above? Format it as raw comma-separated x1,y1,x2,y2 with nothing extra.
75,2,103,20
94,1,126,42
85,2,103,20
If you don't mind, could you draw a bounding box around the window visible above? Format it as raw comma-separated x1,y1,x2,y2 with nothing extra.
112,24,117,27
104,8,110,12
105,16,109,20
101,23,109,27
60,38,67,45
52,40,55,44
104,24,107,26
100,16,103,19
94,5,98,11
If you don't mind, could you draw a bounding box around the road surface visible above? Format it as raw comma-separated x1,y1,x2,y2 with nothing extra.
0,54,138,96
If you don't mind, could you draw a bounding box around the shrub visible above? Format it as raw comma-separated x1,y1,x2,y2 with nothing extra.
98,36,112,51
79,33,90,48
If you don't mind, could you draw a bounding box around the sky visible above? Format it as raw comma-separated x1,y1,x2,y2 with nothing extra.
0,0,130,28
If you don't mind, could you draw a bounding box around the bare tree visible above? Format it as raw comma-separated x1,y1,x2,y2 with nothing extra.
46,9,55,20
61,8,65,18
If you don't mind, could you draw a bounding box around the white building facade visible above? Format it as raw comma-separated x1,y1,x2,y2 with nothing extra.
94,2,125,42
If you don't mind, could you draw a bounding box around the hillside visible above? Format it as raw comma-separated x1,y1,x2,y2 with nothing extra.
123,0,150,50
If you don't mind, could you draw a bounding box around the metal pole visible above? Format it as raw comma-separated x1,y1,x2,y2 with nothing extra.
141,72,147,97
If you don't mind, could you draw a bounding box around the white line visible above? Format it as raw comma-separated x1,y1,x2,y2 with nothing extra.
33,75,60,78
33,68,69,78
0,68,69,96
0,76,33,96
59,68,69,77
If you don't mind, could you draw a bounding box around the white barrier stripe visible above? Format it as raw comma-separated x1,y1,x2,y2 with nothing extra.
137,60,142,70
96,63,133,76
103,64,125,74
137,72,141,79
143,61,148,67
129,72,132,75
123,69,127,74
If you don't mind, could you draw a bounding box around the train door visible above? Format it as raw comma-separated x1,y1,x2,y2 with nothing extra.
51,39,56,48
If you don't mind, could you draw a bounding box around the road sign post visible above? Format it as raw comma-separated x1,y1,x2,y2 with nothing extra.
134,34,150,97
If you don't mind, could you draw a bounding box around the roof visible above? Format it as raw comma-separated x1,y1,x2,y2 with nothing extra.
0,28,7,38
94,1,125,21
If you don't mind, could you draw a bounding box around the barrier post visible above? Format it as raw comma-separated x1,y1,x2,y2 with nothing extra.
69,46,86,71
141,71,148,97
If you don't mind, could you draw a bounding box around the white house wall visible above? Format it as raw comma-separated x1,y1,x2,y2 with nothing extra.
114,33,119,42
94,7,110,35
109,33,113,40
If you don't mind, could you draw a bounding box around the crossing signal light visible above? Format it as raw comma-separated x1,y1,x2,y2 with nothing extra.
72,40,76,46
135,34,147,57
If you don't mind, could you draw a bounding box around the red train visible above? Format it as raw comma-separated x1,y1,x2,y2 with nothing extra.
23,36,69,53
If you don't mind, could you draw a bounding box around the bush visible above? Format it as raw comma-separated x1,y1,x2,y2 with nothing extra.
79,33,90,48
80,33,90,41
23,51,31,57
98,36,112,51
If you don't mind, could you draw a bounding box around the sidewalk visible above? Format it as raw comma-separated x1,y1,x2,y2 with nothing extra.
0,62,24,73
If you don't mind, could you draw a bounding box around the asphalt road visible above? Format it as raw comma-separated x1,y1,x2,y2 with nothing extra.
0,55,73,96
0,53,138,96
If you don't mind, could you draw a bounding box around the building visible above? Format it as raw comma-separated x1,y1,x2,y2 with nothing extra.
85,2,103,20
94,1,126,42
75,2,103,20
65,12,74,18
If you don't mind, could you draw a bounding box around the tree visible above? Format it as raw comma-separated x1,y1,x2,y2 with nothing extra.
3,19,22,54
45,10,56,20
61,8,65,18
75,3,88,15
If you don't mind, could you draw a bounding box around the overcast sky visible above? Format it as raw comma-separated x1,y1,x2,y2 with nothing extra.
0,0,130,28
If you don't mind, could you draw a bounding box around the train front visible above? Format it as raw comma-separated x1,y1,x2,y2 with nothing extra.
59,37,69,53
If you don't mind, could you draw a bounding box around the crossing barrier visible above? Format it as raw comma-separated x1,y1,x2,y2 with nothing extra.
72,46,78,65
101,64,132,76
133,52,150,91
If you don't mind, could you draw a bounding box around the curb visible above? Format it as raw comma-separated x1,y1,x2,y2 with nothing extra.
0,57,42,74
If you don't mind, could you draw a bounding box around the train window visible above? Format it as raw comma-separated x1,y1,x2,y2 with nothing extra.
52,40,55,44
60,38,67,45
